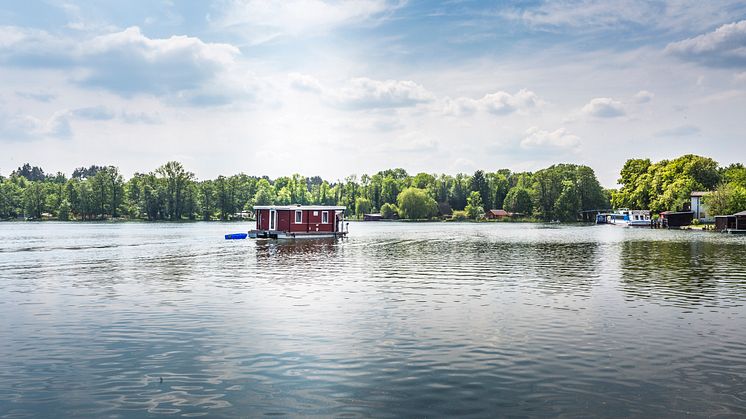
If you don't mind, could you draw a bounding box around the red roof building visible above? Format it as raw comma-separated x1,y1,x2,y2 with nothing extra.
485,209,511,219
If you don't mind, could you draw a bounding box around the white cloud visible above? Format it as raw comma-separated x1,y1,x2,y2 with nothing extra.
390,131,438,152
286,74,435,110
505,1,651,30
521,127,580,151
121,111,161,124
79,27,240,98
289,73,324,93
442,89,543,116
665,20,746,67
214,0,395,43
0,26,244,105
581,97,626,118
332,77,435,110
503,1,746,33
15,91,56,102
0,110,71,141
442,97,479,116
71,106,116,120
633,90,654,103
480,89,542,115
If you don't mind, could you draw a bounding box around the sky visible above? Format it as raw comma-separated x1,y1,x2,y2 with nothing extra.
1,0,745,187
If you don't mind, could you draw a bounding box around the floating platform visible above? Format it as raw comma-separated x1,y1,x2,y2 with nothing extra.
249,229,347,239
724,229,746,235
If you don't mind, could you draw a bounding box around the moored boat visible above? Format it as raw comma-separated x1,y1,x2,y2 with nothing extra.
597,209,651,227
250,205,348,239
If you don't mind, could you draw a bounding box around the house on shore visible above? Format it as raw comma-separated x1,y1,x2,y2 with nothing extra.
688,191,712,222
485,209,511,219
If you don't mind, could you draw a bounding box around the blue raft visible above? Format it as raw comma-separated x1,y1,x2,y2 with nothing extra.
225,233,248,240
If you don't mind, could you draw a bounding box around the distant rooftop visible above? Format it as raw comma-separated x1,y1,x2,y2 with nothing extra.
253,205,346,210
690,191,711,197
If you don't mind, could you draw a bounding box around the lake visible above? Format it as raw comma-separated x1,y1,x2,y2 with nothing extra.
1,221,745,418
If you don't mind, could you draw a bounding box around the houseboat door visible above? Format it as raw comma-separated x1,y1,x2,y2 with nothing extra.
269,209,277,230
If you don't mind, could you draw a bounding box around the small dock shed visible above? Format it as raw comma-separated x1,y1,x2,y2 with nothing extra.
716,211,746,234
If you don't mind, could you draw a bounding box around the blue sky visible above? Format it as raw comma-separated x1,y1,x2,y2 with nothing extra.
1,0,745,186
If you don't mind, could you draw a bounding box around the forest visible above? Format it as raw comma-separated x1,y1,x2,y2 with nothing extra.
0,154,743,222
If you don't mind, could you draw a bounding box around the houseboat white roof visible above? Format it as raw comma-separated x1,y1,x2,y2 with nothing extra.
253,205,346,211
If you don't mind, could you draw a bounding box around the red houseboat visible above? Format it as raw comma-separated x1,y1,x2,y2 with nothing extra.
250,205,348,239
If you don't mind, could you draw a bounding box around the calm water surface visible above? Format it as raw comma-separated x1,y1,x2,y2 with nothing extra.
1,222,745,418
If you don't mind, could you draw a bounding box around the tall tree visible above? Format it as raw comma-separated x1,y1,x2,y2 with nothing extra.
469,170,491,210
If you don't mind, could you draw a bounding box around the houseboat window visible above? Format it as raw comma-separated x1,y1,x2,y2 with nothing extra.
295,210,302,224
322,211,328,224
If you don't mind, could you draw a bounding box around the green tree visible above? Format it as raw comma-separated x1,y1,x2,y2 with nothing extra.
464,191,484,219
156,161,195,220
706,182,746,216
449,173,469,210
0,179,23,219
554,180,580,221
23,182,46,219
397,187,438,220
253,178,275,207
469,170,491,210
380,203,398,219
487,172,510,209
504,186,533,215
355,197,372,218
198,181,216,221
58,199,71,221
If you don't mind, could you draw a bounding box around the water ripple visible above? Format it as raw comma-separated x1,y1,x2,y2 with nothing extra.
0,222,745,417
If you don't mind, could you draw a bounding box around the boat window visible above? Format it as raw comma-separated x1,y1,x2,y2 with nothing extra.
295,210,302,224
322,211,328,224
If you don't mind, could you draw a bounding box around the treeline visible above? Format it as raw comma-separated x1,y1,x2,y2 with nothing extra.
0,161,611,221
612,154,746,215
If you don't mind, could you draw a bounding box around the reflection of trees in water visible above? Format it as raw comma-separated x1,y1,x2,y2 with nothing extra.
350,238,601,296
518,242,601,294
619,240,746,307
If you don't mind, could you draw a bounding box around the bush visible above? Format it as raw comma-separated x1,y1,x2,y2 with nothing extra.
380,203,398,219
451,210,467,221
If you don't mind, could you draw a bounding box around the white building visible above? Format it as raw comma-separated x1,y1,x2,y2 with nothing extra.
690,191,711,221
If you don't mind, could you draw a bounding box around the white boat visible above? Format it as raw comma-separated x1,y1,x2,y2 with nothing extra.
597,209,651,227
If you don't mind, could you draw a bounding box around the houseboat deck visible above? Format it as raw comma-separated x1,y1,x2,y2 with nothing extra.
249,229,348,239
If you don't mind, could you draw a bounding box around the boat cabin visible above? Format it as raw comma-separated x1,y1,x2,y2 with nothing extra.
251,205,347,239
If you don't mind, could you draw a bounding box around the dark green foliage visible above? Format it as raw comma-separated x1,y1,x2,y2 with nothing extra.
464,191,484,219
12,163,46,181
469,170,491,210
355,197,372,218
397,188,438,220
613,155,721,212
5,154,731,223
504,187,533,215
380,203,398,219
531,164,608,221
